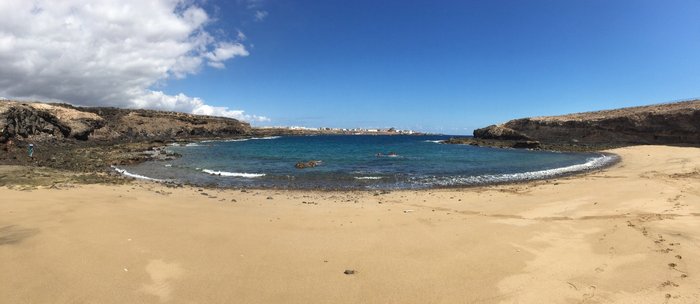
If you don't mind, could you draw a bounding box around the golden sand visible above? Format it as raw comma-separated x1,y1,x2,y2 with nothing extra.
1,145,699,303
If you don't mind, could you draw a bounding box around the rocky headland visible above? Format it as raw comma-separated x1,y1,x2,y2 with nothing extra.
1,100,251,172
448,99,700,151
0,100,251,142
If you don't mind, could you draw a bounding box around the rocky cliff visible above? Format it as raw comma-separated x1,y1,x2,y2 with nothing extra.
474,100,700,146
1,100,251,143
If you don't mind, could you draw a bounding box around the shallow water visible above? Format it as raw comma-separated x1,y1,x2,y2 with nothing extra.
118,135,616,189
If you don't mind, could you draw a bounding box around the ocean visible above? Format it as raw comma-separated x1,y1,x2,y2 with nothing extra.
115,135,617,189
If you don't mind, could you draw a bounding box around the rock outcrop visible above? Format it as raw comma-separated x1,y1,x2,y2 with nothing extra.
473,100,700,146
1,100,251,143
0,101,104,141
473,125,532,141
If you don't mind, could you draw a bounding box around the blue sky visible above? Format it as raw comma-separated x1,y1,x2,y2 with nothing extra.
9,1,696,134
165,0,700,134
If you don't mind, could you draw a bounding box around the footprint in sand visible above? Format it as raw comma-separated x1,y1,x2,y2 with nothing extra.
582,285,596,300
141,259,184,302
594,264,607,273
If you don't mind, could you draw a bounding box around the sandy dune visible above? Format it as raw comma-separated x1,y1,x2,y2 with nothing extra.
1,145,699,303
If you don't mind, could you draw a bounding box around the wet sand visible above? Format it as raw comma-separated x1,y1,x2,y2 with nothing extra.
1,145,699,303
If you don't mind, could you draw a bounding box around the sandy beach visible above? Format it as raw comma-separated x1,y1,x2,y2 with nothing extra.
1,145,699,303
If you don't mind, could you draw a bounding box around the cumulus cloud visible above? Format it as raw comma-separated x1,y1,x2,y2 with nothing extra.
0,0,268,122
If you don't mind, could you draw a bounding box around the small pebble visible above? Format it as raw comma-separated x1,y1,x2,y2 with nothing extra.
344,269,355,275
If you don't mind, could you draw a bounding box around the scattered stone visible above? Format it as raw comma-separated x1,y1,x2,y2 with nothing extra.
267,196,273,200
344,269,355,275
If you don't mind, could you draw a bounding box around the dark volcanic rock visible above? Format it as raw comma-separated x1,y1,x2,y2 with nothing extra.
473,100,700,146
1,100,251,143
473,125,532,141
444,137,541,150
1,101,104,141
295,160,322,169
1,100,252,173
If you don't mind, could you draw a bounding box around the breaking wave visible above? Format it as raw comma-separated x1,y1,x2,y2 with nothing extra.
111,166,166,182
419,154,618,187
202,169,266,178
200,136,282,144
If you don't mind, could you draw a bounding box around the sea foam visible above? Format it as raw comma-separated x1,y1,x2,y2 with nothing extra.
202,169,266,178
111,166,165,182
200,136,281,144
422,154,618,186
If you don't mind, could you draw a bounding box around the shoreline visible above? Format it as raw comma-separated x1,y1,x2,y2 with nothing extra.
0,132,618,175
109,150,620,192
1,145,699,303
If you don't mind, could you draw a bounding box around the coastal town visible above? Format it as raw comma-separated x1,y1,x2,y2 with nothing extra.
255,126,425,135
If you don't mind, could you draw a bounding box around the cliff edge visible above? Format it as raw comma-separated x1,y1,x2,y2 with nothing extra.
1,100,251,143
473,100,700,146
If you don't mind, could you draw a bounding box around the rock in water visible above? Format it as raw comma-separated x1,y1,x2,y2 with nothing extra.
295,160,322,169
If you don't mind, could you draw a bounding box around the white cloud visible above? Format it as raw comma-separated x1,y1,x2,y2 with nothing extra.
237,30,247,41
255,10,268,21
246,0,264,9
0,0,268,122
135,91,269,122
204,42,249,69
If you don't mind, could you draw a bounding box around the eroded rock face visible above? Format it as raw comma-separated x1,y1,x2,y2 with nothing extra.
474,100,700,145
0,101,104,141
81,106,251,141
1,100,251,142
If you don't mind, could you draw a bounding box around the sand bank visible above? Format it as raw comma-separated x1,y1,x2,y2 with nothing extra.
1,145,699,303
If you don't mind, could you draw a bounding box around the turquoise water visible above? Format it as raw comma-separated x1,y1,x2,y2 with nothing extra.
117,135,616,189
